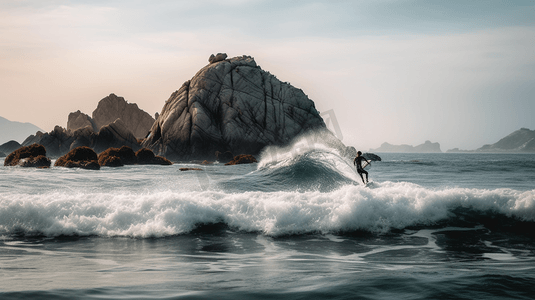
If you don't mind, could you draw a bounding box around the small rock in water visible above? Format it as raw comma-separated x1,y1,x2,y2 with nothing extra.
4,144,51,168
225,154,257,165
55,146,100,170
179,167,203,171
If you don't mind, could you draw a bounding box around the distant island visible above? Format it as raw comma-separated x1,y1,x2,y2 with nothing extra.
369,141,442,153
447,128,535,153
0,116,43,145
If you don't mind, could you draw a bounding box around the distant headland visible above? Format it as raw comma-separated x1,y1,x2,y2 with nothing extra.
367,128,535,154
447,128,535,153
369,141,442,153
0,116,43,145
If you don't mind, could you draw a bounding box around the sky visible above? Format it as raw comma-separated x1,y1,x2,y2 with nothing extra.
1,0,534,151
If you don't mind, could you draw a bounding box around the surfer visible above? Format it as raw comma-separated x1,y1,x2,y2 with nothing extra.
353,151,370,184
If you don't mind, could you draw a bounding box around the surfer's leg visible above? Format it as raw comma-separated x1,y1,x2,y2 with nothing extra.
357,169,366,184
363,170,369,183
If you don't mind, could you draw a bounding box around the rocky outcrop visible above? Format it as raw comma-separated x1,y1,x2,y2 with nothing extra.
0,140,21,156
67,110,96,132
135,148,172,165
92,119,141,153
477,128,535,152
98,146,137,167
225,154,258,165
209,53,228,64
370,141,442,153
143,54,328,161
55,146,100,170
22,120,140,158
21,126,75,158
92,94,155,139
4,144,51,168
97,146,172,167
66,94,155,139
179,167,203,171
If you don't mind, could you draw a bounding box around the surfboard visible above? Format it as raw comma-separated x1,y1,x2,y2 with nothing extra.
365,181,377,188
361,160,371,170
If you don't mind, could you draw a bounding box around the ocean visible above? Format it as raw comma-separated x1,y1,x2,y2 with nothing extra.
1,138,534,299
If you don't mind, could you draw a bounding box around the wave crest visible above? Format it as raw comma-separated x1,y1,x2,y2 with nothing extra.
1,183,533,238
219,135,359,192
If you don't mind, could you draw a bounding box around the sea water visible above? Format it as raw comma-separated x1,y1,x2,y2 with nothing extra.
1,139,534,299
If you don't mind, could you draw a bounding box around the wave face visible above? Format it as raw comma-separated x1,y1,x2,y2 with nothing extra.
219,136,359,192
1,183,534,238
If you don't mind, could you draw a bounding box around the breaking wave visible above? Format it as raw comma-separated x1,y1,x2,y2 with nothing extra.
2,137,534,238
218,134,359,192
1,183,534,238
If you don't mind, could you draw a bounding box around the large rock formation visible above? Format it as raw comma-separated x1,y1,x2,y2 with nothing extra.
370,141,442,153
67,94,155,139
142,54,329,161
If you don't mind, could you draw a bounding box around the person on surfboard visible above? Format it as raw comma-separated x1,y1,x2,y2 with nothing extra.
353,151,370,184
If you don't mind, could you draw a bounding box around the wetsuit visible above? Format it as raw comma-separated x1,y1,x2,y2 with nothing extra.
354,156,369,183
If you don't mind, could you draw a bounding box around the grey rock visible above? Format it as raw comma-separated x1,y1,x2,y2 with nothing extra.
143,55,328,161
22,126,74,158
93,119,141,153
67,110,97,132
21,120,140,157
209,53,228,64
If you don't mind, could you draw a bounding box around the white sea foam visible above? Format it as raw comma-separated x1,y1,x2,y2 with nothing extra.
257,133,360,183
1,182,533,238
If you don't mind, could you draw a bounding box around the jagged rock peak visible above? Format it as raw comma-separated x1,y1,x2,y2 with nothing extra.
143,54,328,161
67,110,96,132
92,94,155,139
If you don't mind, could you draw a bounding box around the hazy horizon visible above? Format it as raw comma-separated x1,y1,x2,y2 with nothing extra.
1,0,534,151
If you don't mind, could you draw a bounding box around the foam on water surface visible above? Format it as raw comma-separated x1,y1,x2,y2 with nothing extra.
1,182,533,238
